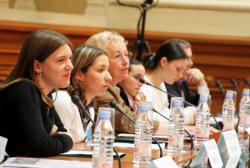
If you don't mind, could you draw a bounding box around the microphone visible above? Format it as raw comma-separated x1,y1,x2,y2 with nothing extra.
244,79,250,87
71,95,121,168
230,78,241,93
215,80,225,95
152,108,194,151
71,95,95,125
140,78,224,131
109,100,163,158
139,78,195,107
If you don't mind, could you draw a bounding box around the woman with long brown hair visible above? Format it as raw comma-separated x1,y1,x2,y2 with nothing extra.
0,30,73,156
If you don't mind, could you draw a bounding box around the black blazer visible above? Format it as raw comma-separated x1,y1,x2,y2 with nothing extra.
164,81,199,107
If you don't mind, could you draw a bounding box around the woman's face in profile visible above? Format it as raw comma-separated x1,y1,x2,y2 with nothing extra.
36,44,73,93
163,59,186,84
81,54,111,101
120,64,145,98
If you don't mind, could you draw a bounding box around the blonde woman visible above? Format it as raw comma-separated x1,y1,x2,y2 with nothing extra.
85,31,168,134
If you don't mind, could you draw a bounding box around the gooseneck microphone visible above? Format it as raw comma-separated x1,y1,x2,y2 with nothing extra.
109,100,163,158
228,79,241,133
230,78,241,94
140,78,224,131
152,108,194,151
139,78,195,107
215,80,225,95
71,95,121,168
244,79,250,87
71,95,95,125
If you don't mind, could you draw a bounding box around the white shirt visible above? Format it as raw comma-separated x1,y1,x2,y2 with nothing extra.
140,76,170,121
53,90,94,143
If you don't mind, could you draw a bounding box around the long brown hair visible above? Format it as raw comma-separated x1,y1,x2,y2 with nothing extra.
0,30,71,106
69,44,107,105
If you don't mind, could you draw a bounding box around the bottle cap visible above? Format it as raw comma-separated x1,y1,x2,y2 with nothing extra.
99,110,111,119
171,98,183,108
225,90,234,98
139,102,152,113
199,95,208,102
242,88,250,96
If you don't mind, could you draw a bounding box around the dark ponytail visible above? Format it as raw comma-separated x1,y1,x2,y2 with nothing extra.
143,40,187,70
143,53,157,70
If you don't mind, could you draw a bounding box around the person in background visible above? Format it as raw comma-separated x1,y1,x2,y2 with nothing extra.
141,40,196,125
118,57,146,111
53,45,111,143
164,39,210,106
85,31,168,134
0,30,73,156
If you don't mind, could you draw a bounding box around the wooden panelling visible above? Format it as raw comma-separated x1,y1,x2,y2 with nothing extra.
0,20,250,114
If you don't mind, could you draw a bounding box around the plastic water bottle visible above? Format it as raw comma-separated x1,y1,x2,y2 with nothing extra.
133,102,153,165
167,97,184,156
92,110,114,168
195,95,210,145
238,88,250,154
222,90,236,131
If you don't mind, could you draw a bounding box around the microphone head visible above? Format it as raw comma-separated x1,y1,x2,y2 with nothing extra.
244,79,250,87
139,78,151,86
71,95,84,106
216,121,224,130
109,100,117,108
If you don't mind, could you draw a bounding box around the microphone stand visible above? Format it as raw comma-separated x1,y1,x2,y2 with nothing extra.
110,101,163,158
117,0,159,61
71,95,121,168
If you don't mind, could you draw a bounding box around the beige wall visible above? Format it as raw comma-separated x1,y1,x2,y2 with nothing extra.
0,0,250,37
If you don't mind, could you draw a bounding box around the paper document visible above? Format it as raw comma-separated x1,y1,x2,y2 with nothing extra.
1,157,91,168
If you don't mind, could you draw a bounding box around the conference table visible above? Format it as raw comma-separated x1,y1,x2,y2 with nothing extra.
42,127,221,168
44,143,199,168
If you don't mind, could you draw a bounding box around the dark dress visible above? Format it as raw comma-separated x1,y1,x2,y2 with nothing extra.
165,81,199,107
0,80,73,156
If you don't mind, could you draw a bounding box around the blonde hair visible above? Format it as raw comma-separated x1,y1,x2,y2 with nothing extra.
85,31,127,56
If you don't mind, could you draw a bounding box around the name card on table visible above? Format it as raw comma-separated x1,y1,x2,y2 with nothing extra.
191,139,223,168
0,136,7,163
217,130,241,168
149,155,179,168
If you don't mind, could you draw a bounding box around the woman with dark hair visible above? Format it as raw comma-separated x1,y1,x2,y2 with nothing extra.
141,40,193,123
54,45,111,143
0,30,73,156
